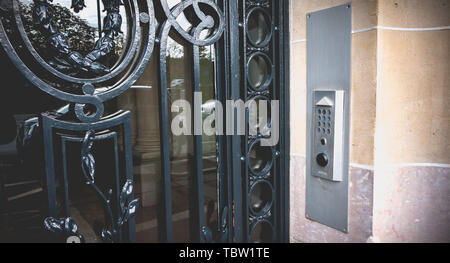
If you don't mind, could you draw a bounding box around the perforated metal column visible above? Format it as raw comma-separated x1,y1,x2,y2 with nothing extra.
239,0,288,243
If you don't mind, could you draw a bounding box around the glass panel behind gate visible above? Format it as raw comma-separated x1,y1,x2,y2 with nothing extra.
111,35,219,242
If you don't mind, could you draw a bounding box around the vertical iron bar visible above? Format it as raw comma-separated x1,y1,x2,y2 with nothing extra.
215,0,228,239
112,133,123,242
157,25,174,242
61,138,70,218
191,44,205,242
122,113,136,242
97,0,102,38
41,116,57,218
281,0,291,243
244,108,250,241
219,0,234,242
229,0,243,243
271,0,278,243
242,0,250,242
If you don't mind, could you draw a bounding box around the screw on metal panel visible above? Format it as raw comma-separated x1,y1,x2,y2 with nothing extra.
307,14,311,19
347,4,351,8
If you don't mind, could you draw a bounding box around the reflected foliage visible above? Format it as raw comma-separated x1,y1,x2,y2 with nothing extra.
19,2,96,60
16,1,125,76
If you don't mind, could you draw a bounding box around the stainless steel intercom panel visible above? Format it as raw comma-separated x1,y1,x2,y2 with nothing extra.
305,4,351,233
312,90,345,182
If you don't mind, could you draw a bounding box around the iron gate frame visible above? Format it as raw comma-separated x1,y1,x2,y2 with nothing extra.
155,0,290,243
0,0,290,243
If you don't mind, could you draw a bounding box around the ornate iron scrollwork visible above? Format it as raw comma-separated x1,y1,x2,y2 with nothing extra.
32,0,124,75
44,217,85,243
0,0,156,243
0,0,232,243
81,130,96,184
45,129,139,243
0,0,156,123
200,205,229,243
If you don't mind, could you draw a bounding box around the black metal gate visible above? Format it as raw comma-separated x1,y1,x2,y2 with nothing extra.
0,0,289,243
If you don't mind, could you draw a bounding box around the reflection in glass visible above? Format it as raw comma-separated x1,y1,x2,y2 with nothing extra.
17,0,127,75
247,9,271,46
113,35,218,242
249,141,272,175
200,44,218,236
248,54,270,90
251,221,273,243
250,181,272,215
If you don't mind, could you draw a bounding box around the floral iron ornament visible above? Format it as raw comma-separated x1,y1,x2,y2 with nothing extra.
32,0,123,75
43,217,85,243
81,129,95,184
0,0,155,243
45,130,139,243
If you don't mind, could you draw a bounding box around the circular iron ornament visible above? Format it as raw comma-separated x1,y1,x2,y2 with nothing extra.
159,0,225,47
247,138,275,177
10,0,141,85
246,7,273,48
249,179,274,217
246,95,272,136
246,51,274,91
250,219,275,243
0,0,156,123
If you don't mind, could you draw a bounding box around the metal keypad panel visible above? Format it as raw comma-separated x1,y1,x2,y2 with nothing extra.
312,91,337,181
316,108,333,135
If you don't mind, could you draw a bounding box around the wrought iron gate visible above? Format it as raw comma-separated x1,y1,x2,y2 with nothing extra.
0,0,289,243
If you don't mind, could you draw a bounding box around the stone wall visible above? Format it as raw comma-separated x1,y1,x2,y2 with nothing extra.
289,0,450,243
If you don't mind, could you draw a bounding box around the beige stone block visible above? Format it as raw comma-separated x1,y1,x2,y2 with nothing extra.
350,30,377,165
376,30,450,164
291,0,379,41
290,42,307,155
378,0,450,28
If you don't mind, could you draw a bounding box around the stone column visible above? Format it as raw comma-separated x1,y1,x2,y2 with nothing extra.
117,89,137,146
133,58,162,207
134,88,161,160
